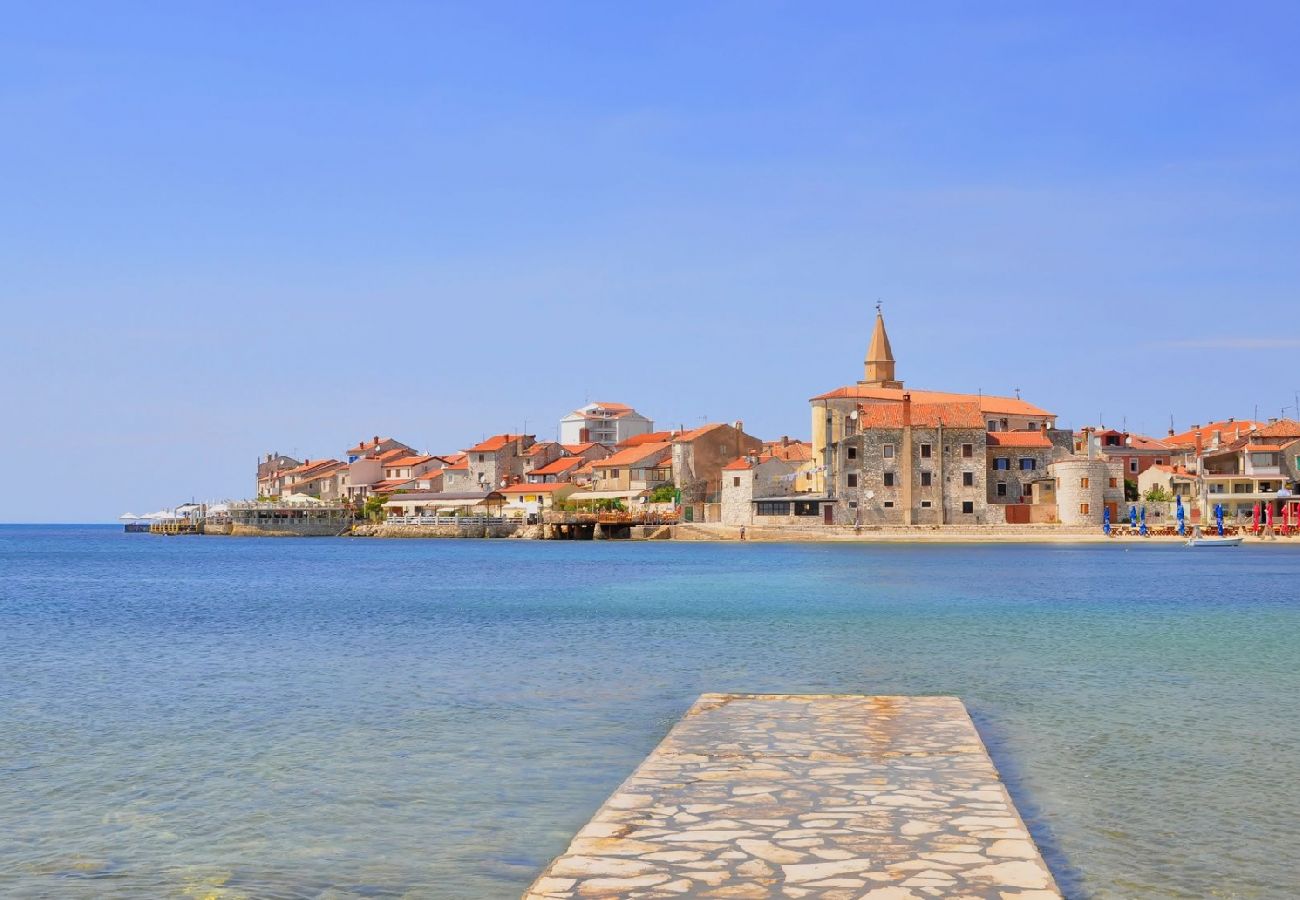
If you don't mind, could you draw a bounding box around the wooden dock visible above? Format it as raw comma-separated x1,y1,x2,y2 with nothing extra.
525,694,1060,899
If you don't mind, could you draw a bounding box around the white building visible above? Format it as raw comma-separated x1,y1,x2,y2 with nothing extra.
559,402,654,446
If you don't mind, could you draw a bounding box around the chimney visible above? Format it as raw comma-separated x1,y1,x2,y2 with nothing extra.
902,393,912,427
1039,422,1048,437
373,435,379,445
781,435,790,447
1195,430,1203,461
578,427,589,443
734,420,744,434
1212,429,1222,448
1168,427,1175,437
1084,428,1096,459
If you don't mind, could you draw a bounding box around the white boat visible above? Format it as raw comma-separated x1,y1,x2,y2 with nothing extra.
1186,536,1242,547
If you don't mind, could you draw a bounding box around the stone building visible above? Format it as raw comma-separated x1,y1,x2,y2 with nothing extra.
837,398,988,525
670,422,764,509
810,309,1061,501
464,433,536,490
1049,456,1125,527
720,454,802,526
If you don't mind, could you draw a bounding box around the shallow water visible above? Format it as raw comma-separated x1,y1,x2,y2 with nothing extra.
1,525,1297,898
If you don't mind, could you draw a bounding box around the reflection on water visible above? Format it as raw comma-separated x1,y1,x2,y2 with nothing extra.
1,526,1298,898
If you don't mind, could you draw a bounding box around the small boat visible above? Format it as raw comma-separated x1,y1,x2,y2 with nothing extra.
1186,536,1243,547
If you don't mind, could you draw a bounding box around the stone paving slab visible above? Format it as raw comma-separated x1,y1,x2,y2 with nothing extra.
524,694,1060,899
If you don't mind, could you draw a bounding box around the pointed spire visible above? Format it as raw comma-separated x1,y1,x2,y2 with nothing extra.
861,304,901,387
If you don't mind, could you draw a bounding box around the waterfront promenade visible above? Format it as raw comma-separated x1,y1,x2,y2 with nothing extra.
526,694,1059,899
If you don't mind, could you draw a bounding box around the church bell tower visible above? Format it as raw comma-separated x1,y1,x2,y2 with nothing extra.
859,305,903,388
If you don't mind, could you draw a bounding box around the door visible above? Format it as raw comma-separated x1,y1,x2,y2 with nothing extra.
823,504,833,525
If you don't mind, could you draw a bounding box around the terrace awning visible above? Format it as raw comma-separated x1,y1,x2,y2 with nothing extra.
567,489,649,501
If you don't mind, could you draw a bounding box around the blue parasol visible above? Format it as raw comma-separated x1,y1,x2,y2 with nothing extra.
1215,503,1224,536
1176,494,1185,535
1129,505,1137,528
1103,505,1111,535
1139,505,1148,536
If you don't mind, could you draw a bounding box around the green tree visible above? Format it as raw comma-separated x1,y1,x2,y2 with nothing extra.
1124,478,1140,501
648,483,677,503
363,494,389,522
1143,484,1173,503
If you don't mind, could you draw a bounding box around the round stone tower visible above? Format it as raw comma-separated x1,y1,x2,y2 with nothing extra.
1050,457,1110,527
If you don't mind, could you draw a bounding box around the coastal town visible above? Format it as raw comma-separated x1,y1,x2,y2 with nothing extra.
130,310,1300,541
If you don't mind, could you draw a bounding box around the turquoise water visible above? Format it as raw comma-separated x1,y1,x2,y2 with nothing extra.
1,526,1298,899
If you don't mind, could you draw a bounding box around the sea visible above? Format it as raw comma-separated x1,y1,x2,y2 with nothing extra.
1,525,1298,899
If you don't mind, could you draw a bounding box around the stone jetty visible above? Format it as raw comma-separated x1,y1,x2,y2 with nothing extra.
525,693,1059,899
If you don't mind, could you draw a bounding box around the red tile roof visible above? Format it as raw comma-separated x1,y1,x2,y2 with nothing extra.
346,437,401,455
857,402,986,429
762,440,813,462
1256,418,1300,440
1165,419,1261,447
384,454,433,468
987,431,1054,449
530,457,584,476
466,434,530,453
1247,444,1284,453
723,458,755,471
592,442,673,468
813,385,1053,417
618,431,677,448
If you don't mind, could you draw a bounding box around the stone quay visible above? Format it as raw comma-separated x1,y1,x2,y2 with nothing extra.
525,693,1059,899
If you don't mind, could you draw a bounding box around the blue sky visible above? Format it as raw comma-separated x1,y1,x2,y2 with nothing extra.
3,3,1299,521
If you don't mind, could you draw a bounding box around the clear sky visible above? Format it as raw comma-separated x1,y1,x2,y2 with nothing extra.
3,3,1299,522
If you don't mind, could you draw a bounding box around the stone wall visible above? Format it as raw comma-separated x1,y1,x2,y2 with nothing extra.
840,426,989,525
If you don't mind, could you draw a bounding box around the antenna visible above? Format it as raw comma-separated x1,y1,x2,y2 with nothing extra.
1014,387,1021,399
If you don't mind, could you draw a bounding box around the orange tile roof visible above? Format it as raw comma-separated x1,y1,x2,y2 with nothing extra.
813,385,1053,417
1256,418,1300,440
723,457,755,471
593,442,673,468
762,440,813,462
561,442,608,454
384,454,433,468
857,402,986,429
527,441,560,457
500,482,576,494
443,459,469,471
368,479,411,493
1247,444,1284,453
673,423,731,443
346,437,401,455
987,431,1054,449
618,431,676,448
1165,419,1261,447
466,433,530,453
531,457,583,476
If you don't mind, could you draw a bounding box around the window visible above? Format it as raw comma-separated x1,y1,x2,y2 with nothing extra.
987,420,998,431
920,471,932,486
994,458,1011,470
883,472,895,487
1080,503,1090,515
1019,458,1036,471
1080,477,1089,488
1109,478,1118,488
1129,459,1138,473
963,471,974,487
847,446,857,460
1028,422,1037,432
756,501,790,516
996,482,1008,497
1155,458,1164,465
610,469,620,478
962,443,974,458
732,477,741,488
847,473,858,487
793,501,820,516
920,443,932,458
883,443,895,459
962,501,974,514
920,500,932,508
848,500,858,508
478,454,485,462
883,501,894,508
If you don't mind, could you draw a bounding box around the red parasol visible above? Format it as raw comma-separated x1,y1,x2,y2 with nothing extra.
1253,502,1261,533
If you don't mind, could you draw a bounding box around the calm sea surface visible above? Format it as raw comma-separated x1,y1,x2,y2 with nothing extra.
1,525,1298,899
